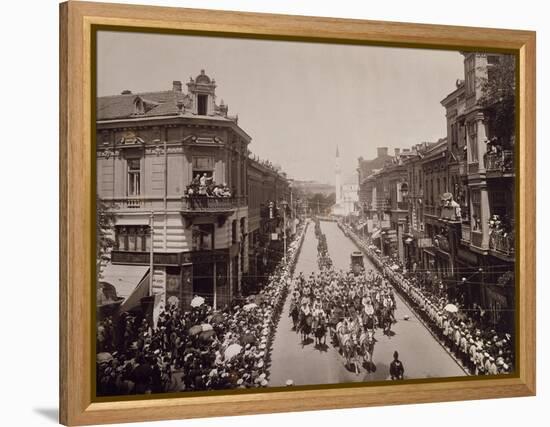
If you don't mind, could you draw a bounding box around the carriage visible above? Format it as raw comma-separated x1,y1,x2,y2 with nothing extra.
350,252,364,275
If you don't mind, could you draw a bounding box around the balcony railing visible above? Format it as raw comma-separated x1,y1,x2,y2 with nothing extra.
397,201,409,211
105,197,144,209
181,196,247,212
424,204,440,217
484,150,514,174
489,232,515,257
461,223,471,243
470,231,485,249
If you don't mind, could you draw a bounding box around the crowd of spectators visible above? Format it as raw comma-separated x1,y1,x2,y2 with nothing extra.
339,221,515,376
185,173,232,198
96,222,308,396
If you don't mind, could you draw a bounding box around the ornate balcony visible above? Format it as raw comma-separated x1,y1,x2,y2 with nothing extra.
489,232,515,258
181,196,247,212
181,196,248,227
484,150,514,175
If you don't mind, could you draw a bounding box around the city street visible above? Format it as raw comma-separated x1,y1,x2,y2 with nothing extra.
269,220,466,387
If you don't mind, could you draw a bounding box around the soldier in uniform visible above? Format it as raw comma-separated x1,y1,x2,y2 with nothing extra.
389,351,405,380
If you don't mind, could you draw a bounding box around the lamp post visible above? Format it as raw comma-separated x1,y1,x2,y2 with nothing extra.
281,200,288,264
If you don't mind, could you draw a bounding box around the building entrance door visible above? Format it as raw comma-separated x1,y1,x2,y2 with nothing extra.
193,263,214,305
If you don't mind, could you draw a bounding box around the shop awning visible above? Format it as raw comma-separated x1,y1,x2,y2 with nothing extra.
100,264,150,312
404,237,413,244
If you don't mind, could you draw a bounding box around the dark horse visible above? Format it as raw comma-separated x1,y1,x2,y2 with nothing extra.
298,310,313,344
380,306,393,335
312,315,327,347
289,301,300,331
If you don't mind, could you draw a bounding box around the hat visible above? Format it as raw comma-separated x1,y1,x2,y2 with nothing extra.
286,379,294,386
261,379,268,387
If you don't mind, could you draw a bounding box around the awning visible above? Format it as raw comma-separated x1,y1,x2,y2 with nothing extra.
404,237,413,244
100,264,150,312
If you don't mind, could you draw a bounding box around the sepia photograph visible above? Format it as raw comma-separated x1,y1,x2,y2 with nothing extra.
94,29,517,397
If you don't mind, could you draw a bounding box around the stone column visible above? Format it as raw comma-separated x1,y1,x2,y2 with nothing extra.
476,114,488,173
480,187,491,248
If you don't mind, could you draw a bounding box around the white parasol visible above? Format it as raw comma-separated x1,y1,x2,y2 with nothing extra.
243,303,258,311
444,303,459,313
224,343,243,360
190,296,205,308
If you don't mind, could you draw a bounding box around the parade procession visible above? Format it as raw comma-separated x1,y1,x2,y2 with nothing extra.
94,41,517,396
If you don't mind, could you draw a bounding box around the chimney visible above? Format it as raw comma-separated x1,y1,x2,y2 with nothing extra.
173,80,182,92
394,148,401,157
377,147,388,158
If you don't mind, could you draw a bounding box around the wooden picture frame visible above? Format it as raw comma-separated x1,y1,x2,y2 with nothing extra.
59,1,536,425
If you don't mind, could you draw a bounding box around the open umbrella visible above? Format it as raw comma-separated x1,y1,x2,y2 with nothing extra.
188,325,203,336
190,296,205,308
201,323,213,332
199,330,216,341
97,352,113,364
444,303,459,313
243,303,258,311
224,343,243,360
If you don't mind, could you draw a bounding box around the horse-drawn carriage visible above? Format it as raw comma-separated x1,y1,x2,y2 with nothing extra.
350,252,364,275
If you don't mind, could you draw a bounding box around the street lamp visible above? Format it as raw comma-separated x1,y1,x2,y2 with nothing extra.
281,200,288,264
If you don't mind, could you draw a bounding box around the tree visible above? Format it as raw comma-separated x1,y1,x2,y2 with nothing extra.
97,195,116,278
478,55,516,147
307,192,336,215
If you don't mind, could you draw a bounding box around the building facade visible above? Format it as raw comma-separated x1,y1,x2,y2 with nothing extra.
357,53,515,331
96,70,290,314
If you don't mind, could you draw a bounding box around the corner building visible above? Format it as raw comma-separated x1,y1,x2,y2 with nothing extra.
96,70,252,311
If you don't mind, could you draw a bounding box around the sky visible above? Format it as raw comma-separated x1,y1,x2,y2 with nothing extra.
97,31,464,184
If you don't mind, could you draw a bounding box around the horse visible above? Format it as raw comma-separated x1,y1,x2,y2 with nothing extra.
312,314,327,347
340,332,360,375
380,306,393,335
329,308,343,344
298,310,313,343
289,301,300,331
360,329,376,370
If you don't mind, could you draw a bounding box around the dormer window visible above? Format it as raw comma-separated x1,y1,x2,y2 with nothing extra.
197,94,208,115
134,97,145,115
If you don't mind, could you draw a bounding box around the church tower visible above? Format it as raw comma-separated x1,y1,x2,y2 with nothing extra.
335,145,342,203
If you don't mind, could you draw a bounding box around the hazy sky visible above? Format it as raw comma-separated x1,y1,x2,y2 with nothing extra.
97,31,464,183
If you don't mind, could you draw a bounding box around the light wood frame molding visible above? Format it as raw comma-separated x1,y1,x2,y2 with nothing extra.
59,1,536,425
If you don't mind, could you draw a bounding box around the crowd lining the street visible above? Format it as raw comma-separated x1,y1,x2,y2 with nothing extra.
339,221,514,376
96,222,308,396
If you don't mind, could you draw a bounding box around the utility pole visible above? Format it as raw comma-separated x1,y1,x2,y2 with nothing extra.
149,211,154,295
283,200,288,263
